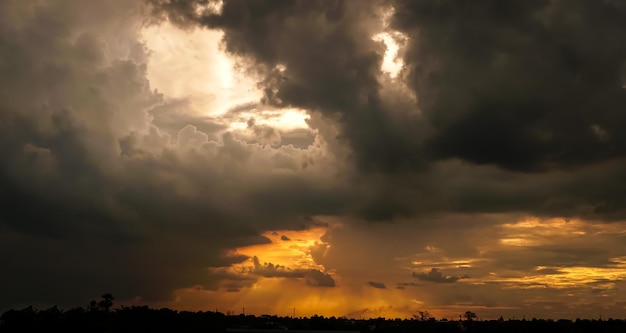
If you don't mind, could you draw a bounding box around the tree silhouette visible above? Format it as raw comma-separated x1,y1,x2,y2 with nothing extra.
463,311,476,322
413,310,432,321
97,293,114,312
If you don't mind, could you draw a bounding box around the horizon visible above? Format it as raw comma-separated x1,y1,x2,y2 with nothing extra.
3,0,626,322
2,301,621,322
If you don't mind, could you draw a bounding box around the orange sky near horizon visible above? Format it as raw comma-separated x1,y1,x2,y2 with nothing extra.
117,214,626,320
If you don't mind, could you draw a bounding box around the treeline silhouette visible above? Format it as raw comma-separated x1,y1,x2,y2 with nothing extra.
2,295,626,332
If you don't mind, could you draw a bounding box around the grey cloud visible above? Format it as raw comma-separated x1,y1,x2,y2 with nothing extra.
146,0,626,222
396,282,420,289
246,119,282,147
367,281,387,289
534,268,564,275
148,0,427,173
393,0,626,172
149,0,626,174
413,268,467,284
305,269,336,287
252,256,335,287
280,128,316,149
148,100,227,141
280,235,291,241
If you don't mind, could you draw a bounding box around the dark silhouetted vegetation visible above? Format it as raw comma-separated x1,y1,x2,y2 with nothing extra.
2,296,626,332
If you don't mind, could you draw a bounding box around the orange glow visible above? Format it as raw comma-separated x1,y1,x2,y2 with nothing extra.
486,258,626,289
140,224,419,318
234,227,329,270
128,215,626,319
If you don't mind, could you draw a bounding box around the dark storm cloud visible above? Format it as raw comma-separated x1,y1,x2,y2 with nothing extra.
413,268,467,283
6,0,626,315
0,0,348,311
392,0,626,172
367,281,387,289
305,269,337,287
147,0,626,221
148,0,428,172
149,0,626,172
488,244,615,273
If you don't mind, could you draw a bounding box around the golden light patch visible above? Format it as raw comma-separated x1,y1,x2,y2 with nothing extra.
148,223,420,318
194,0,223,16
486,257,626,289
371,5,408,80
499,237,540,246
227,108,311,132
498,217,594,247
372,32,406,79
234,226,329,271
408,254,481,270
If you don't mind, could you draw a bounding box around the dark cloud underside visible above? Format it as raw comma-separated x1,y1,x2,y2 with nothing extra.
367,281,387,289
413,268,466,284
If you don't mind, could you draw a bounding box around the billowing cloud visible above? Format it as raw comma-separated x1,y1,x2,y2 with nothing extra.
145,0,626,222
0,0,344,311
305,269,337,288
4,0,626,320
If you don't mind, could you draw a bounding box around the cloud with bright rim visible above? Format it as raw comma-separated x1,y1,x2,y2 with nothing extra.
2,0,626,321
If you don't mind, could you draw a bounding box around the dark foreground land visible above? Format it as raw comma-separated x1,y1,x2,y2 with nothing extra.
2,305,626,333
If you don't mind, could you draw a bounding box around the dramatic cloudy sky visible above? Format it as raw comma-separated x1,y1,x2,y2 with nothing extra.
3,0,626,320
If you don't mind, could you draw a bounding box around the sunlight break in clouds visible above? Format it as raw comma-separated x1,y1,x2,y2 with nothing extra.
235,227,331,272
372,31,407,79
141,21,311,133
141,22,249,114
372,6,407,79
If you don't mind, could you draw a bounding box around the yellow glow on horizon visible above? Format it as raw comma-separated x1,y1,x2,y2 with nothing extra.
138,223,420,319
482,256,626,290
163,277,413,319
123,216,626,319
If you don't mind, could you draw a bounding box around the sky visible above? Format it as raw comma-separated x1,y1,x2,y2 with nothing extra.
2,0,626,321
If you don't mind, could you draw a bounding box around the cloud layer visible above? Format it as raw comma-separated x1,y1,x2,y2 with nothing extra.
3,0,626,319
